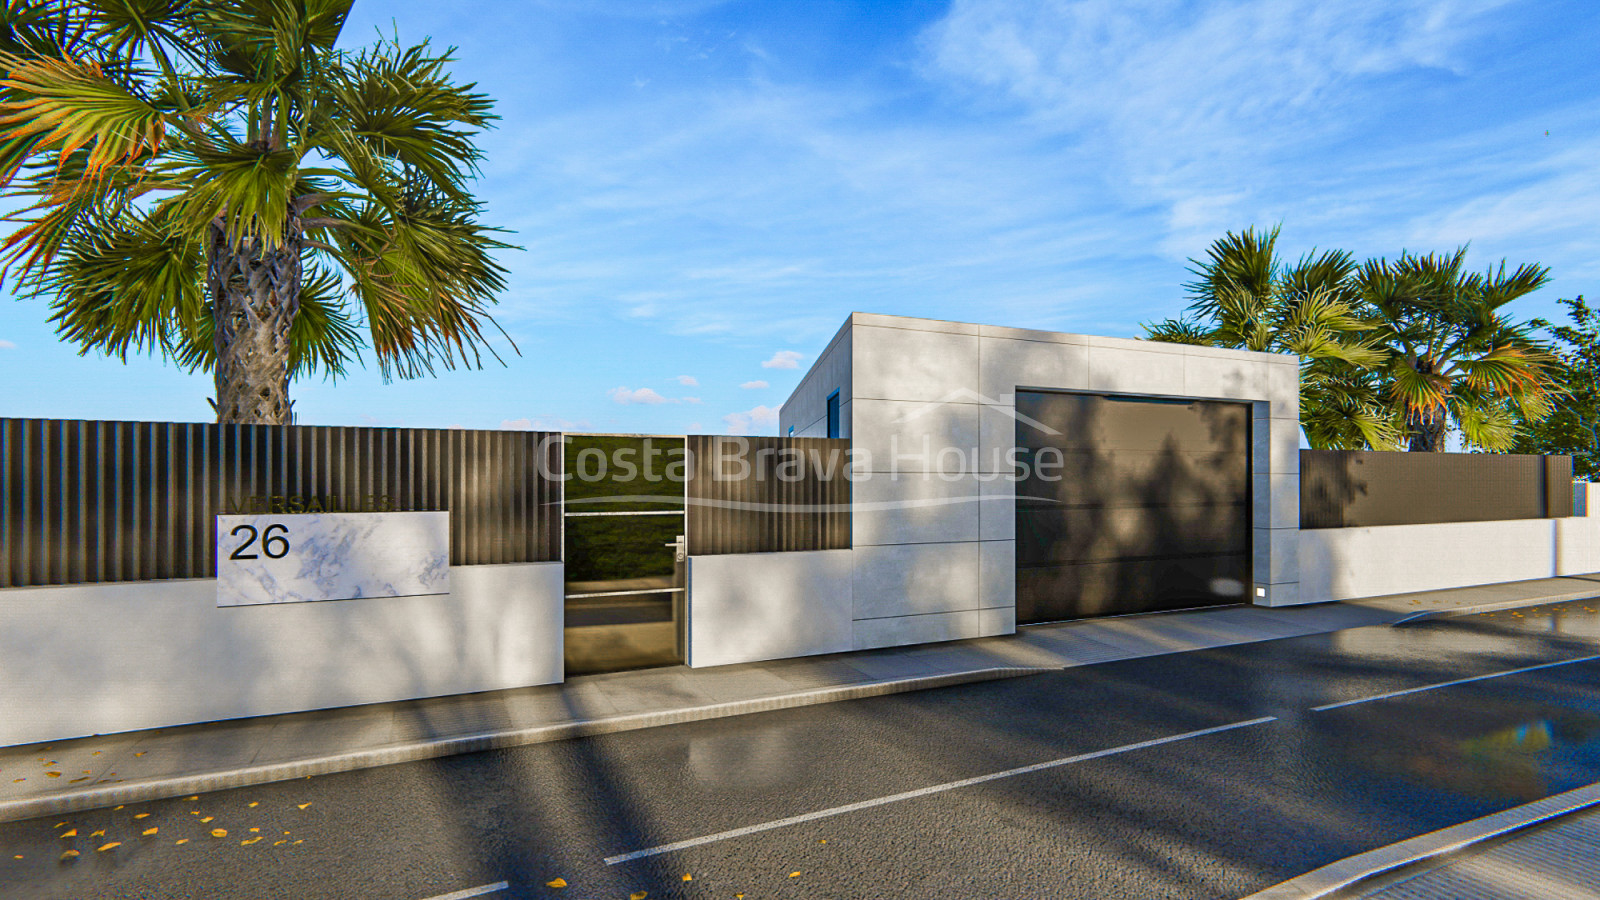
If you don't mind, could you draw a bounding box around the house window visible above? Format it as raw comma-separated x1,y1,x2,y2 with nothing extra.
826,390,841,439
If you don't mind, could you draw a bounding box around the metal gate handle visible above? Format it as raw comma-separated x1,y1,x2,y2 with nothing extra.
664,535,686,562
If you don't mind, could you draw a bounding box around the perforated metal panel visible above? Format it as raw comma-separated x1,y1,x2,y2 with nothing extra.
1014,391,1252,623
1300,449,1574,528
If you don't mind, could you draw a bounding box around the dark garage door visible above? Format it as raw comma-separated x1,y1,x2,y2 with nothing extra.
1014,391,1251,623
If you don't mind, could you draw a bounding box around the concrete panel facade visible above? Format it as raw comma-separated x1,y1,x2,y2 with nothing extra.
0,562,564,747
777,311,1303,656
686,550,853,668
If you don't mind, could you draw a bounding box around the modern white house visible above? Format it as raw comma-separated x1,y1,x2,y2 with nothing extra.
0,310,1594,746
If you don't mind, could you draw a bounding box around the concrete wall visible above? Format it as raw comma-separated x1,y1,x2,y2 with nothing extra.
778,312,1303,655
781,318,852,439
686,550,853,668
1299,484,1600,602
0,562,564,747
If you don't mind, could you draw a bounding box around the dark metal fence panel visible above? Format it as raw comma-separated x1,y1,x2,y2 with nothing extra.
1300,449,1573,529
685,435,851,555
0,418,561,588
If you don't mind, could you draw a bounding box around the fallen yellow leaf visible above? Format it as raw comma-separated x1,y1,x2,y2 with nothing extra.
248,802,258,808
241,837,262,846
11,779,22,783
11,855,20,860
59,829,77,838
297,803,311,810
45,772,61,778
142,828,157,836
91,751,100,756
249,828,260,833
134,813,150,819
545,878,567,888
54,822,65,828
274,840,286,846
211,829,227,838
183,796,198,801
68,777,88,784
630,892,648,900
292,840,303,845
97,843,121,852
113,805,122,810
789,871,801,878
175,839,188,845
201,817,214,823
59,850,79,860
90,830,104,838
134,752,146,757
681,874,692,881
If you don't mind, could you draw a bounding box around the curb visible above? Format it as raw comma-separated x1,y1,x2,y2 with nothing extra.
0,665,1050,824
1239,781,1600,899
1388,584,1600,626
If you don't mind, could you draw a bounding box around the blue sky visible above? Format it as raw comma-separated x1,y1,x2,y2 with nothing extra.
2,0,1597,434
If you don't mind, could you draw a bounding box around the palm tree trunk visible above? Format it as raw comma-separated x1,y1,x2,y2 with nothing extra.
208,221,302,424
1405,407,1449,451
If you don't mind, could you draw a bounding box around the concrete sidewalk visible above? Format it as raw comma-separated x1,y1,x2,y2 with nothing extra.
2,572,1597,824
1347,573,1600,624
1244,782,1600,899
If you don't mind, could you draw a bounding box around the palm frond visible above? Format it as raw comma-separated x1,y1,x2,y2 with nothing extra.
31,201,202,360
1141,316,1215,346
0,51,165,180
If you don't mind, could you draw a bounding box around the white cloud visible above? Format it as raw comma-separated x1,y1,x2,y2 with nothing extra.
761,350,804,369
609,386,674,405
683,396,704,404
723,404,780,434
740,380,769,389
921,0,1515,254
676,374,699,386
0,339,15,350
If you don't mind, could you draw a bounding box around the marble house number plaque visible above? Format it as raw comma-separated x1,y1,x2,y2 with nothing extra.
216,512,450,607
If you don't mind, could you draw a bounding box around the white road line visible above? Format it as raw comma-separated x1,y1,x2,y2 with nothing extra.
604,716,1277,866
418,882,508,900
1312,654,1600,712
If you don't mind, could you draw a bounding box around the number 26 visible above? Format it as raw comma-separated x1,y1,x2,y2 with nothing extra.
229,523,291,560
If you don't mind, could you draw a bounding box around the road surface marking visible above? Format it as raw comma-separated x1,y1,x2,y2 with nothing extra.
419,882,508,900
604,716,1277,865
1312,654,1600,712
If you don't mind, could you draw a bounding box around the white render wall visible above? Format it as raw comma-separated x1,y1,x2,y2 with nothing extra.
1299,484,1600,602
779,312,1303,655
0,562,564,747
686,550,853,668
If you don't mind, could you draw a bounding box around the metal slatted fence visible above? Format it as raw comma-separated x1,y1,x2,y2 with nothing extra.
1300,449,1573,529
1,418,562,588
686,435,851,555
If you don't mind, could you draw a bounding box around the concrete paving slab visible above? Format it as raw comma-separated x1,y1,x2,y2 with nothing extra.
1349,575,1600,624
589,672,717,716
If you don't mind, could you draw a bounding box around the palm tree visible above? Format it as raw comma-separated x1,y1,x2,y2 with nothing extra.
0,0,513,424
1144,226,1400,449
1354,248,1558,451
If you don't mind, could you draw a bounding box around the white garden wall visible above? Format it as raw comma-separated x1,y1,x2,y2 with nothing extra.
1298,484,1600,603
0,562,564,747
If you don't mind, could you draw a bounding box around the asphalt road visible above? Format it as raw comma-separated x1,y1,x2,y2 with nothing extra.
3,601,1600,900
